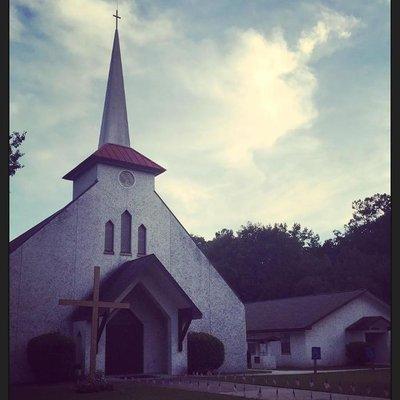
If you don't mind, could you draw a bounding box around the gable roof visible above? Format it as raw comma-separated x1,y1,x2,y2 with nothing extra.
153,191,243,303
63,143,166,180
9,180,98,254
245,289,386,333
72,254,203,321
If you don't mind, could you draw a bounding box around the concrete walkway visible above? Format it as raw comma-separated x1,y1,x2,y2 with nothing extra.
248,368,390,376
113,376,388,400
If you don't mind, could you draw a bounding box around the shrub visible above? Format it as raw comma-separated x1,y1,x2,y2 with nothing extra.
27,332,75,383
187,332,225,374
346,341,374,365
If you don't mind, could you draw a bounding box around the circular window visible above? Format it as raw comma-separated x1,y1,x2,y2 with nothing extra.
118,170,135,187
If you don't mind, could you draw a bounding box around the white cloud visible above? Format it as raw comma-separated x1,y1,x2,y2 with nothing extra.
10,0,388,242
298,7,359,56
191,28,317,168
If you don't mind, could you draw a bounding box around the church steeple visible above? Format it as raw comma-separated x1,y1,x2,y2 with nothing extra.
64,10,166,193
98,13,130,148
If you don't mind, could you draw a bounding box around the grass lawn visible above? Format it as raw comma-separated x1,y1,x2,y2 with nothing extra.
9,382,244,400
202,369,390,398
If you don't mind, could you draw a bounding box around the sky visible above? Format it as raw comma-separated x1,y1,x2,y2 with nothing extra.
10,0,390,242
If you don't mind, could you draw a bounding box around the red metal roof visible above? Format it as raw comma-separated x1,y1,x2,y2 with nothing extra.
63,143,166,180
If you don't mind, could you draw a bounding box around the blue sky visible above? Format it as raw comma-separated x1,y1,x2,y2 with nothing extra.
10,0,390,241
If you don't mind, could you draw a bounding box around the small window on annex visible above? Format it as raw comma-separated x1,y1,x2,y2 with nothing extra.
138,224,147,256
104,220,114,254
120,211,132,254
281,333,291,355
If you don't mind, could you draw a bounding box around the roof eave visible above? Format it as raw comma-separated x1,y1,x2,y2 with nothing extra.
63,157,166,181
247,327,311,334
71,254,201,321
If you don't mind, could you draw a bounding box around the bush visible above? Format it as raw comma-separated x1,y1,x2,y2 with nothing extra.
346,341,374,365
187,332,225,374
27,332,75,383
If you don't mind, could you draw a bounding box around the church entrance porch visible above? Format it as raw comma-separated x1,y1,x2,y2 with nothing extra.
346,316,391,365
112,283,169,375
71,254,202,377
105,309,144,375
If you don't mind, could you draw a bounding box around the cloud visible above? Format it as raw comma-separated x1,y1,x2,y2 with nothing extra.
176,28,318,168
10,0,388,242
298,8,359,56
151,7,363,236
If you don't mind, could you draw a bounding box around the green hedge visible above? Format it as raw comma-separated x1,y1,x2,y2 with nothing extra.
187,332,225,374
346,341,374,365
27,332,75,383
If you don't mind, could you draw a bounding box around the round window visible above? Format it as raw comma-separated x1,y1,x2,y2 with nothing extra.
118,170,135,187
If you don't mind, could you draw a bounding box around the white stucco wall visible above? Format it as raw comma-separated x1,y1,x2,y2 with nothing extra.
9,162,247,383
304,293,390,367
73,165,98,199
268,332,308,368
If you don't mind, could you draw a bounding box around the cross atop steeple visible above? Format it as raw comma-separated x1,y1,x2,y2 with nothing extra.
113,9,121,30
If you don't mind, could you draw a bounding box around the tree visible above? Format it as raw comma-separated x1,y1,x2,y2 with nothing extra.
346,193,391,232
190,234,208,253
200,222,323,302
9,131,26,177
325,193,391,303
191,193,390,304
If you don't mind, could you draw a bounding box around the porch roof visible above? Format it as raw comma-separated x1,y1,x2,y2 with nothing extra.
71,254,202,321
346,316,390,332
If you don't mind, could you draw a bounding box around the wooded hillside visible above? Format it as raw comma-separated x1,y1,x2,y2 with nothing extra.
191,193,390,304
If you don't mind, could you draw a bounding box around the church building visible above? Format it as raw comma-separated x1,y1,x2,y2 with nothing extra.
10,20,247,383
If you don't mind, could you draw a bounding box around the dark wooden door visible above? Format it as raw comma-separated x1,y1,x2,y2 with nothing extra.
105,310,143,375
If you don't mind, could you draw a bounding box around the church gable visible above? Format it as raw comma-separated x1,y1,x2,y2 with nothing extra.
9,180,99,254
9,16,247,382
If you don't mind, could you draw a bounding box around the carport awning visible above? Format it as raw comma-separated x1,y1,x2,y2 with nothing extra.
346,316,390,331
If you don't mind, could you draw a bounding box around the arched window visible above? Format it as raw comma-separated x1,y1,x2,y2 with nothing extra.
138,224,147,256
121,211,132,254
104,220,114,254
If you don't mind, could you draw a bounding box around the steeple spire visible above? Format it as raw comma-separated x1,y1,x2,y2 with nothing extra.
98,12,130,148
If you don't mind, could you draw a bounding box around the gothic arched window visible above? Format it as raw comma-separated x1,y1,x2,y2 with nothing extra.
121,211,132,254
104,220,114,254
138,224,147,256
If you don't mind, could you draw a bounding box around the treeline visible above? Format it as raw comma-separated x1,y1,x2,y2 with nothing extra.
191,193,390,304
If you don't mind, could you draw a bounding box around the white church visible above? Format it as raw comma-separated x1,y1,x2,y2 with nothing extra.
9,22,247,383
10,13,392,386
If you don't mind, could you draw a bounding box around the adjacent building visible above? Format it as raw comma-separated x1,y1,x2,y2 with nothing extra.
245,289,390,369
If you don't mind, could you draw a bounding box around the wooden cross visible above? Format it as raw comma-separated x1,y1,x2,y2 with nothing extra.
59,266,129,381
113,9,121,30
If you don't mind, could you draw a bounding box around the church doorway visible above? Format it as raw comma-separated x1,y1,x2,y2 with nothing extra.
105,309,144,375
